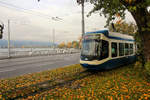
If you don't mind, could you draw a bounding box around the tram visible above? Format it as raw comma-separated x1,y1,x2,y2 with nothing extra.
80,30,136,70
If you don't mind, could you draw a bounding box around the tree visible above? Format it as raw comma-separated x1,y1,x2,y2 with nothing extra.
66,42,72,48
58,42,66,48
77,0,150,63
72,41,79,49
78,37,82,49
109,21,137,35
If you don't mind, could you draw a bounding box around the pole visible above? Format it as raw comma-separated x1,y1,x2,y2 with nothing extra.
81,0,85,37
53,28,55,49
8,20,10,58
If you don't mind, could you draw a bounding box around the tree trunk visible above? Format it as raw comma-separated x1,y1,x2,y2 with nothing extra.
130,7,150,63
142,32,150,62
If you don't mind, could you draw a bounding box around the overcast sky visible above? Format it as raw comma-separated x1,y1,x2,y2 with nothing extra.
0,0,135,43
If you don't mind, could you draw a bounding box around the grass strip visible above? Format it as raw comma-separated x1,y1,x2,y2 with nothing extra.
0,64,150,99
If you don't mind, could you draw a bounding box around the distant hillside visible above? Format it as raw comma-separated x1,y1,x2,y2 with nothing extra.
0,40,56,47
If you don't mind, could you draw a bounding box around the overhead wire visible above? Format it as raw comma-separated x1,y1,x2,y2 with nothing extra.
0,0,55,20
0,0,84,21
0,0,81,43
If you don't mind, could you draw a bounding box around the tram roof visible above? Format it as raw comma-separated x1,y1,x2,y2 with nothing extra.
85,30,134,41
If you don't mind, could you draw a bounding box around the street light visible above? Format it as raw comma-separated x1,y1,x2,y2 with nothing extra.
51,17,62,49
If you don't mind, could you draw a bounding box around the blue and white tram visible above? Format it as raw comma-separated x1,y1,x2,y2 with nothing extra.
80,30,136,70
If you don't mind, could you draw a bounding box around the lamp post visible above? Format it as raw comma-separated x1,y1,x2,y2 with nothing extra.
51,17,62,49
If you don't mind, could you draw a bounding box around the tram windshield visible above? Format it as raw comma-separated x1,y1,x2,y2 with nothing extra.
81,39,101,56
81,35,109,60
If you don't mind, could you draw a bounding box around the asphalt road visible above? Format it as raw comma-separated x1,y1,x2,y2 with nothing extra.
0,53,80,79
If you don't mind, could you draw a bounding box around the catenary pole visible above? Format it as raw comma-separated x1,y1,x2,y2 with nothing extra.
53,28,55,49
81,0,85,37
8,20,10,58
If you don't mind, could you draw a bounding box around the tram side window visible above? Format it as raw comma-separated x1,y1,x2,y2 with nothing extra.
100,40,109,60
119,43,124,56
111,42,117,57
130,44,133,54
125,43,129,55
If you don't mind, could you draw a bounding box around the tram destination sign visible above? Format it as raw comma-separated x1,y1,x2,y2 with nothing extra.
84,34,100,40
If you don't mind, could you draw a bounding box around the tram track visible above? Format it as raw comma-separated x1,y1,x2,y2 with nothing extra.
2,69,94,99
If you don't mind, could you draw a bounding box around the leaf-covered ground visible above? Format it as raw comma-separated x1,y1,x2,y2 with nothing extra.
0,64,150,100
